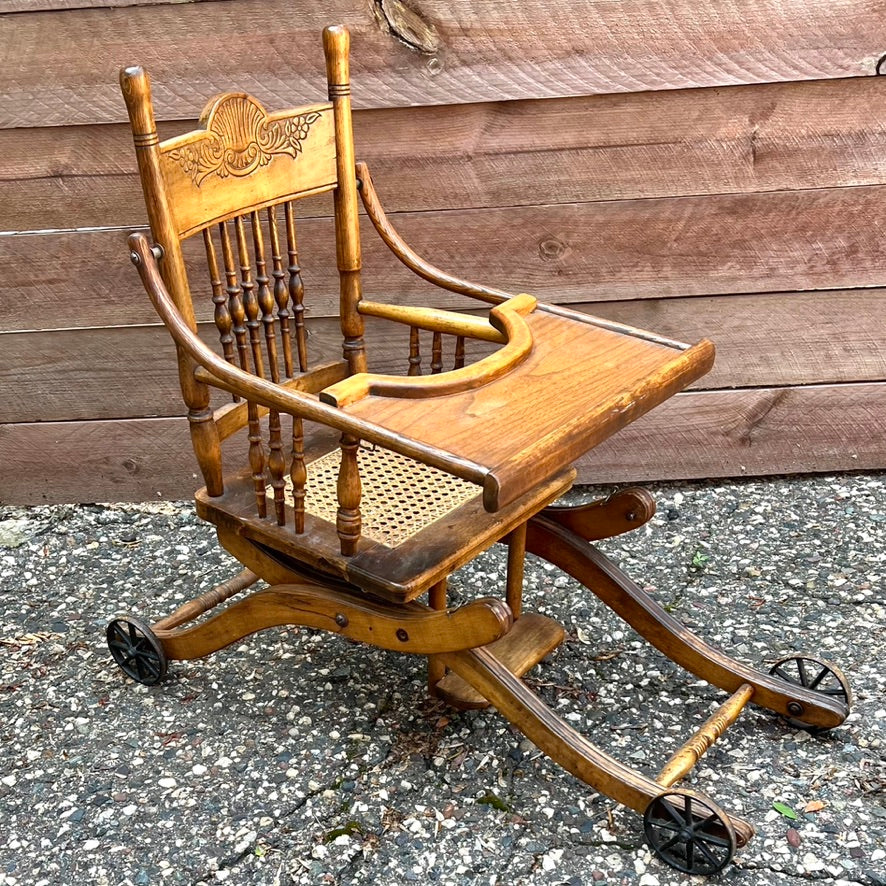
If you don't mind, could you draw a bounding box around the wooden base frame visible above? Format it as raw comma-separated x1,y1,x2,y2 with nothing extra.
106,488,850,875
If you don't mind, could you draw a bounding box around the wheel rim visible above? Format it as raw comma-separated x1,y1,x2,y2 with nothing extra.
768,655,851,706
106,617,167,685
644,790,736,875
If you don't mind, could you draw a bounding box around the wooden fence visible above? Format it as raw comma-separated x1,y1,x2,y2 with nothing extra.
2,0,886,504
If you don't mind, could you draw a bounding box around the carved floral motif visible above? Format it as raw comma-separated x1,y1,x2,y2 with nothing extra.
169,95,321,187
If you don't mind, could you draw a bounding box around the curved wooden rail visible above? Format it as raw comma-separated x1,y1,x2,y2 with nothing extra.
357,161,510,306
543,487,657,541
440,645,755,846
155,584,512,660
319,294,537,407
525,516,849,730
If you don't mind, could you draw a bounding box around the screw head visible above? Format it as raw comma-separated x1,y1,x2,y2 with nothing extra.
396,628,409,643
787,701,804,717
334,613,348,628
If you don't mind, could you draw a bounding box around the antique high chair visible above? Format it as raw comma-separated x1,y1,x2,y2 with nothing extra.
109,25,851,874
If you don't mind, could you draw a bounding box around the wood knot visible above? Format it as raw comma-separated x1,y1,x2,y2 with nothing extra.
374,0,440,55
538,237,567,261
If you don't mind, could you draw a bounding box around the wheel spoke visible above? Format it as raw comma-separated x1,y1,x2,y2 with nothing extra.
796,657,811,687
808,666,828,691
696,838,724,869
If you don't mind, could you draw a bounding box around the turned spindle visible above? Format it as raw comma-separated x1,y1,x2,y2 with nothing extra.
251,211,280,383
408,327,422,376
247,400,267,518
218,221,249,373
267,409,286,525
291,417,307,534
267,206,294,378
203,228,236,374
284,202,308,372
454,335,466,370
336,433,361,555
431,332,443,374
234,215,264,378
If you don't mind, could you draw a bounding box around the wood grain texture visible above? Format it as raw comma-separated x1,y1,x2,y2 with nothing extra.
4,382,886,504
6,180,886,330
574,383,886,483
9,76,886,232
4,288,886,423
3,0,883,128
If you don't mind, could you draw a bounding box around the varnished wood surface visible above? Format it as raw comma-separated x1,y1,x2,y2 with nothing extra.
441,644,757,843
434,612,565,710
341,310,712,510
198,468,574,601
8,76,886,232
656,684,755,788
156,583,514,660
4,1,882,127
525,517,848,729
543,488,656,541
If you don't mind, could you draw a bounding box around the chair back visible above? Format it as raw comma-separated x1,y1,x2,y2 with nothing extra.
120,26,365,496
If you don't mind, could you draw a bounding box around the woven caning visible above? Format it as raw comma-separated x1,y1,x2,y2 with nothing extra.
268,445,479,547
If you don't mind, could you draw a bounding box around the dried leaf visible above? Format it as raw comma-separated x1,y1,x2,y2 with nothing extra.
804,800,826,813
773,801,799,820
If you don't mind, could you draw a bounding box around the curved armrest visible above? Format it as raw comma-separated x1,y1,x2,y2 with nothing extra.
320,293,537,407
357,161,513,306
126,232,489,486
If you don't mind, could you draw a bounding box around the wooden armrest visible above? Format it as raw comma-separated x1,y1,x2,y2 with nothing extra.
126,232,489,486
357,161,513,306
358,301,507,344
320,294,537,407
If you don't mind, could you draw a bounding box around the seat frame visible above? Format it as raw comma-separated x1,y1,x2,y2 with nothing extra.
107,25,851,876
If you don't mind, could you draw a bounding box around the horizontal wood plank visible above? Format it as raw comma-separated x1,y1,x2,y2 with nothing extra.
4,182,886,331
2,1,882,128
3,290,885,424
574,383,886,483
4,382,885,504
7,76,886,232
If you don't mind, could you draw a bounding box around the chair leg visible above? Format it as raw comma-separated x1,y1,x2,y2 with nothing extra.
525,515,850,730
440,645,755,846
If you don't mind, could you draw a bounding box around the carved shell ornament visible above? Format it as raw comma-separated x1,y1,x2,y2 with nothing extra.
169,94,321,186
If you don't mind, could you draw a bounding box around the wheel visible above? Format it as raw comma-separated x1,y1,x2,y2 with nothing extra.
106,616,168,685
644,789,736,875
768,654,852,729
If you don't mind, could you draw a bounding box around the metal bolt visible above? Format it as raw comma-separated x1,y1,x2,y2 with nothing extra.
335,613,348,628
787,701,804,717
396,628,409,643
626,511,636,522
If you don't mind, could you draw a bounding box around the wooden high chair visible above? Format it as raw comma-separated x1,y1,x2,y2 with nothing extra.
109,26,851,874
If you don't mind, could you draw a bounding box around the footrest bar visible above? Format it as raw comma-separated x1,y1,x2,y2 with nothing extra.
153,568,259,631
656,683,755,787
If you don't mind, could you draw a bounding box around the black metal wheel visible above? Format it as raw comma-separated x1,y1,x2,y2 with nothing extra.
106,616,167,685
768,654,852,729
644,789,736,875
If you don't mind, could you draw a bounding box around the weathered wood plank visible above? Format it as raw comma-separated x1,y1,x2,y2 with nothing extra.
3,290,885,424
7,76,886,231
0,0,217,11
2,0,883,128
574,383,886,483
4,183,886,331
4,383,885,504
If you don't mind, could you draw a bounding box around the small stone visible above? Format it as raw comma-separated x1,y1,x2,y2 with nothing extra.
786,828,801,848
639,874,660,886
158,777,176,788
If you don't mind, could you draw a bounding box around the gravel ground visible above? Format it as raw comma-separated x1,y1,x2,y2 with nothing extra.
0,473,884,886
